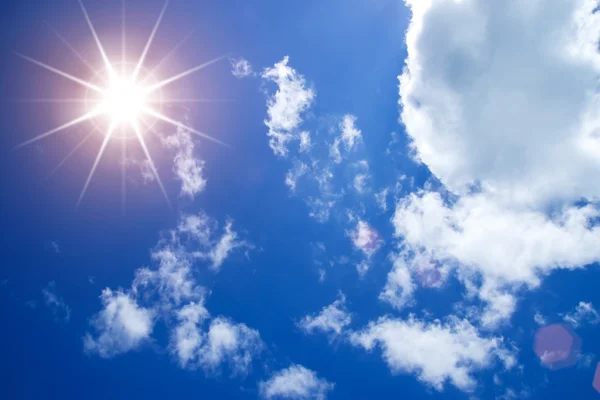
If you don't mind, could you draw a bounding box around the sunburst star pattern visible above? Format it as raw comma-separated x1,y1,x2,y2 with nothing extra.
15,0,228,208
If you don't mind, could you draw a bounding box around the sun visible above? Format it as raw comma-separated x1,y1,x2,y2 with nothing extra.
102,76,146,124
15,0,229,208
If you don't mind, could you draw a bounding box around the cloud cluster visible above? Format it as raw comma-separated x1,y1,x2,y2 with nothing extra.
262,57,369,224
85,212,261,375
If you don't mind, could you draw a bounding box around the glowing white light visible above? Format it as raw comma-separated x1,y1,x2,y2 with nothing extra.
101,76,146,124
15,0,228,209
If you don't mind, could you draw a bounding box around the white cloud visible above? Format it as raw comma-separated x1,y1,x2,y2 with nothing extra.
84,289,154,358
298,293,351,336
350,315,515,392
299,131,312,153
356,260,370,278
198,317,263,376
171,308,264,376
42,281,71,323
534,312,548,326
134,247,204,307
561,301,600,328
262,56,315,157
389,191,600,326
307,197,336,223
285,161,309,192
379,255,416,309
260,365,335,400
171,301,210,368
231,57,253,78
163,125,207,198
329,115,362,164
348,220,382,257
318,269,326,283
353,173,369,194
391,0,600,327
400,0,600,207
139,159,155,183
175,212,253,272
375,188,389,212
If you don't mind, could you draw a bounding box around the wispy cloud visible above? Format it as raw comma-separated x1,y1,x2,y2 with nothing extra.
230,57,253,78
42,281,71,323
561,302,600,328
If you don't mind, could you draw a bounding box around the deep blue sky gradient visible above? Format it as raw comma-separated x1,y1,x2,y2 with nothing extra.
1,1,600,399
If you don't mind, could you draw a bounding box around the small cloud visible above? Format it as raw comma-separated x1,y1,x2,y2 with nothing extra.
561,302,600,328
375,188,389,212
179,213,254,272
299,131,312,153
348,220,382,257
262,56,315,157
163,125,207,199
171,312,264,376
259,365,334,400
329,114,362,164
534,311,547,326
297,292,351,337
318,269,326,283
44,241,60,253
42,281,71,323
230,57,253,78
356,261,370,278
84,288,154,358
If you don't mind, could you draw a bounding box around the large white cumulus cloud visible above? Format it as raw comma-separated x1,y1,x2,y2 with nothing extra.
400,0,600,206
388,0,600,327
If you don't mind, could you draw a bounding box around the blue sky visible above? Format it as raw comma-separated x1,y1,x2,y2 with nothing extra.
3,0,600,399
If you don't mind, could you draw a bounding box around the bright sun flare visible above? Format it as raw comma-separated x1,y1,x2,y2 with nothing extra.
102,77,146,124
16,0,228,208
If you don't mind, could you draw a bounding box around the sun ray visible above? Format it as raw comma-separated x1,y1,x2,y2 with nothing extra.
121,127,127,215
143,55,226,94
15,53,105,93
139,27,196,85
48,25,96,74
77,123,116,208
148,97,235,104
15,108,101,149
12,98,89,103
49,128,95,177
78,0,115,77
121,0,126,76
142,106,229,147
132,120,171,208
132,0,169,82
